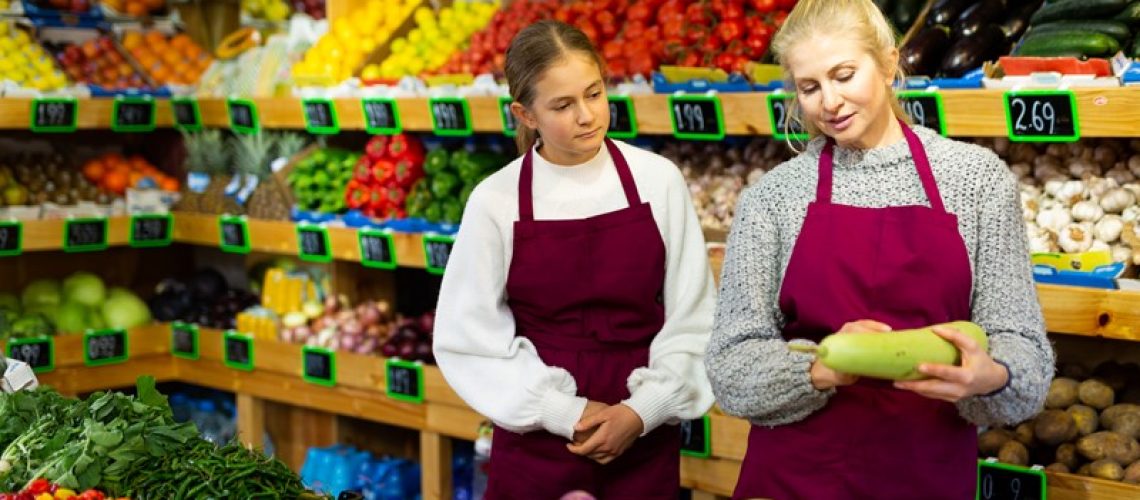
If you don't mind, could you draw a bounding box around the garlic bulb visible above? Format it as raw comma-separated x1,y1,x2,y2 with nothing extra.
1020,192,1040,221
1056,180,1087,207
1036,206,1072,233
1058,223,1094,253
1123,183,1140,201
1072,200,1104,222
1009,162,1031,179
1044,179,1065,198
1069,159,1101,179
1090,240,1111,253
1088,177,1119,199
1111,244,1132,263
1124,205,1140,224
1099,188,1136,214
1105,166,1136,185
1129,154,1140,177
1094,145,1118,169
1094,215,1124,243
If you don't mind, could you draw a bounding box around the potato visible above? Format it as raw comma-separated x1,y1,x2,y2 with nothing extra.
1076,431,1140,464
1089,459,1125,481
999,440,1030,466
1056,443,1081,469
1044,463,1071,474
1046,378,1081,409
1014,421,1036,446
1125,461,1140,484
1077,463,1092,476
979,428,1015,457
1035,410,1079,446
1108,412,1140,440
1067,405,1100,436
1079,379,1116,410
1102,404,1140,429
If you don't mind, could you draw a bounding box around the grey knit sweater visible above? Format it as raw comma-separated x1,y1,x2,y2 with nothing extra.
706,125,1054,428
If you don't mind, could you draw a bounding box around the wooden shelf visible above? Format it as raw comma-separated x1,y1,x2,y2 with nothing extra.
1039,284,1140,341
17,216,134,252
5,87,1140,137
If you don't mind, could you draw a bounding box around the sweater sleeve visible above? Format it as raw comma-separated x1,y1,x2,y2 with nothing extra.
621,166,717,435
705,185,833,426
432,185,588,440
957,163,1055,426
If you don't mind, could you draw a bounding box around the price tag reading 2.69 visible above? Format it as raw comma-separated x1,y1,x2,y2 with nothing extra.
669,94,724,141
1003,90,1079,143
766,94,808,141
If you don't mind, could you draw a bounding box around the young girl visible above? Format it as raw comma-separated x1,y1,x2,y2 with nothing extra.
706,1,1054,499
433,20,715,499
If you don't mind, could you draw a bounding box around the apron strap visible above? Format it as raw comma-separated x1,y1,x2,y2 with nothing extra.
518,138,641,222
815,120,947,214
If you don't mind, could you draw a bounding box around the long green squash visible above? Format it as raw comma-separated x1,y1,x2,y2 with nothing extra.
806,321,989,381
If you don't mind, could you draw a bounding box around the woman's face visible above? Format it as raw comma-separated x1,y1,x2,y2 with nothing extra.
513,52,610,165
784,34,898,149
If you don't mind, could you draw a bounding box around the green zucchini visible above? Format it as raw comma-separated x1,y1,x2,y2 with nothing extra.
1030,0,1130,25
1013,30,1122,57
812,321,988,381
1114,1,1140,26
1028,20,1132,42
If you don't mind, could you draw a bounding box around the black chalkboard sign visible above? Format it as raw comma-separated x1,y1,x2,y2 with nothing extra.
224,331,254,371
386,358,424,404
428,98,472,137
84,329,128,366
129,214,172,248
296,224,332,263
498,96,517,137
1003,90,1079,143
219,216,250,254
171,322,199,360
7,337,54,373
30,98,78,133
171,98,201,131
64,218,108,253
362,98,401,135
422,234,455,276
767,94,807,141
302,347,336,387
680,415,711,458
607,96,637,139
669,95,724,141
359,229,397,270
0,221,21,257
977,460,1046,500
897,91,946,136
302,98,339,135
112,97,156,133
228,99,259,135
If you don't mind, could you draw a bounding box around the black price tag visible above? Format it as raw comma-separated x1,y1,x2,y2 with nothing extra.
0,221,22,257
302,346,336,387
171,98,202,132
84,329,128,367
680,415,712,458
224,331,254,371
977,461,1046,500
219,216,250,254
423,234,455,276
297,224,332,263
302,98,339,135
898,91,946,136
64,218,108,253
498,96,517,137
669,95,725,141
30,98,78,133
428,97,472,137
129,213,173,248
112,97,156,133
228,98,260,135
362,98,401,135
607,96,637,139
766,94,808,141
171,321,199,360
7,337,54,373
385,358,424,404
359,229,397,270
1003,90,1079,143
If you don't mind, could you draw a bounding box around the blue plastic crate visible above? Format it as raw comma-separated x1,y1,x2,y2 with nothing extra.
21,0,105,27
651,72,755,93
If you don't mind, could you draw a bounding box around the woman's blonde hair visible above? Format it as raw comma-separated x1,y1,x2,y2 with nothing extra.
770,0,909,142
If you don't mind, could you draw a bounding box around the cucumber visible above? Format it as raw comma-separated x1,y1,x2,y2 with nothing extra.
813,321,988,381
1030,0,1129,25
1013,30,1122,57
1115,1,1140,26
1028,20,1132,42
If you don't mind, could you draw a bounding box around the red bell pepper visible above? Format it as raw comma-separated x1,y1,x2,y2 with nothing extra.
365,135,389,160
25,480,50,495
386,185,407,210
385,133,422,160
392,158,424,189
345,180,369,210
354,155,373,184
370,159,396,186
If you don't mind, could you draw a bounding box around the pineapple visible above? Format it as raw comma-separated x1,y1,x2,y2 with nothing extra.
236,132,294,220
174,130,227,213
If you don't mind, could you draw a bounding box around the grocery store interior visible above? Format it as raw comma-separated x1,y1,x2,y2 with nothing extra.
2,0,1140,498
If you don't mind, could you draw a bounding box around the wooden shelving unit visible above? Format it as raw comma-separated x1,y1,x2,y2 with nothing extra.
4,87,1140,137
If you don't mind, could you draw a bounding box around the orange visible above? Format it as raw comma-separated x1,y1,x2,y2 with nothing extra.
182,44,201,60
151,66,171,83
126,2,147,16
103,170,129,194
171,34,191,50
159,177,179,192
122,32,143,49
82,160,106,181
129,156,150,170
144,30,165,46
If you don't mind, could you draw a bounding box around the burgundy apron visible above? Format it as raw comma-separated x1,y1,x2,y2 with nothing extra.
485,138,681,500
733,123,977,500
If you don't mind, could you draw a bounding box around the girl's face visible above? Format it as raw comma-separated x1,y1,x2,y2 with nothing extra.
514,52,609,165
784,34,899,150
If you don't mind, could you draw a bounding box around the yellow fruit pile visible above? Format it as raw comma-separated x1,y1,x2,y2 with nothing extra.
243,0,291,22
367,1,498,80
291,0,417,85
0,23,69,91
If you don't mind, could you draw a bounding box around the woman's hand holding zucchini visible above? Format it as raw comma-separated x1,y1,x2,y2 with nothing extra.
807,319,892,390
893,324,1010,403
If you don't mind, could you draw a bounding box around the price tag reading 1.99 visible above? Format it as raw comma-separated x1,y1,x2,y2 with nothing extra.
669,95,724,141
607,96,637,139
897,91,946,136
0,221,22,257
7,337,54,373
31,98,78,133
977,460,1045,500
1003,90,1079,143
302,98,339,135
428,98,473,137
362,98,401,135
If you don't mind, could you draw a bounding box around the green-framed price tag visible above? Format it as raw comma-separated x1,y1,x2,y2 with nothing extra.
302,346,336,387
171,321,199,360
223,331,254,371
84,329,128,367
359,229,397,270
428,97,473,137
977,460,1045,500
362,98,401,135
669,94,725,141
296,224,332,263
227,98,260,134
498,96,517,137
606,95,638,139
129,213,173,248
1003,90,1079,143
302,98,340,135
0,220,22,257
897,90,947,136
171,98,202,132
111,96,156,133
766,93,808,141
64,217,108,253
7,337,54,373
30,98,78,133
422,234,456,276
680,414,712,458
219,215,250,254
385,358,424,404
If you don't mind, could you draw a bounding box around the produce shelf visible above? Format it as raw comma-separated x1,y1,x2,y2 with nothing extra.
4,87,1140,137
1038,284,1140,341
17,216,134,252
